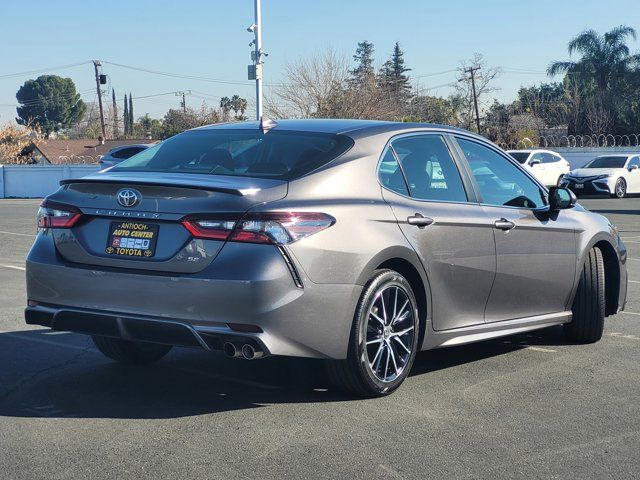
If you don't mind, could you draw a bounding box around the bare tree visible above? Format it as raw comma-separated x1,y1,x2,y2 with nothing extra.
266,49,401,120
452,53,500,129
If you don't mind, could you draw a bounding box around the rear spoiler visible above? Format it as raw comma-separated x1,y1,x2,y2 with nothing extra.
59,177,252,196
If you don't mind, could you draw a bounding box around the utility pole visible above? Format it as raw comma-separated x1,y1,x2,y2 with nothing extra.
247,0,265,121
92,60,107,140
175,91,191,113
461,66,481,134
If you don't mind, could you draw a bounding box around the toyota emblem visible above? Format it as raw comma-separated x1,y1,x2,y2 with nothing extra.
116,188,141,207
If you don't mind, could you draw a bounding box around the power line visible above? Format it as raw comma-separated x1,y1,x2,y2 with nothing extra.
0,61,92,80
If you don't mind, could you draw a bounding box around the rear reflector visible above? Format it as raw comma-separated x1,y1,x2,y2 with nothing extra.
181,212,335,245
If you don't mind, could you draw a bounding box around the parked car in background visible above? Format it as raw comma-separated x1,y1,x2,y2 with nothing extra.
507,149,571,186
26,120,627,397
98,144,153,169
560,154,640,198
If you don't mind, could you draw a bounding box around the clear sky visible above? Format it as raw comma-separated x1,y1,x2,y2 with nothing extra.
1,0,639,123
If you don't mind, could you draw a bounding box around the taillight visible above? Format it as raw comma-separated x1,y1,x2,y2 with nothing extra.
181,212,335,245
37,201,82,229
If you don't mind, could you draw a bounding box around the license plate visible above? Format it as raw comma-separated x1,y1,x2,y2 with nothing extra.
574,184,584,189
106,221,159,258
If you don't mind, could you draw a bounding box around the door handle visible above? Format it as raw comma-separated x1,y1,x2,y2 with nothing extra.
407,214,434,228
494,218,515,231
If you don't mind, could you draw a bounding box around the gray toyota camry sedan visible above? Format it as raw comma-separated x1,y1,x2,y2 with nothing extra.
25,119,628,397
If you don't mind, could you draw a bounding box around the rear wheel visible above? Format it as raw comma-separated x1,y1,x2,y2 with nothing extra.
565,248,605,343
92,336,172,364
328,269,420,397
612,178,626,198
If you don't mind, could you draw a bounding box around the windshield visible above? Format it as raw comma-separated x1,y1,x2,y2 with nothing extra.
584,156,627,169
111,129,354,180
508,152,530,164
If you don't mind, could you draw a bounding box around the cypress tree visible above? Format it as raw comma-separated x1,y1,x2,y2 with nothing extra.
128,93,134,135
123,94,129,136
112,89,119,138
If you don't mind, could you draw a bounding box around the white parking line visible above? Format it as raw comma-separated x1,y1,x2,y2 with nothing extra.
622,311,640,316
629,280,640,284
0,264,25,271
525,346,557,353
0,230,35,237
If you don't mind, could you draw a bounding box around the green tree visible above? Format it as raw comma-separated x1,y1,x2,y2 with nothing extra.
548,25,640,133
128,93,134,135
123,94,129,136
15,75,86,137
230,95,248,120
112,89,119,138
378,42,412,101
349,41,375,87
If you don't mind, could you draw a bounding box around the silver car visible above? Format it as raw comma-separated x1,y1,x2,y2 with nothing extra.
25,120,628,397
98,144,154,169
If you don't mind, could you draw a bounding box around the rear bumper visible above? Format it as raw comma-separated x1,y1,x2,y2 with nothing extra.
25,304,267,353
26,233,362,359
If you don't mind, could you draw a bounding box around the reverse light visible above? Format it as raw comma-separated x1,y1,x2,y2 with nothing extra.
37,201,82,229
181,212,335,245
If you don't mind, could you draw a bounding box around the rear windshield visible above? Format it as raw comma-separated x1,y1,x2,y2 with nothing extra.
584,156,627,169
111,129,354,180
508,152,530,164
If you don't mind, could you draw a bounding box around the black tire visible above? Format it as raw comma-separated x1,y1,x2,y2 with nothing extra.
565,248,605,343
611,177,626,198
92,336,172,364
327,269,420,397
557,175,564,187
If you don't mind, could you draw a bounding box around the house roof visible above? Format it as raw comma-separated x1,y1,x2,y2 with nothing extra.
33,139,157,164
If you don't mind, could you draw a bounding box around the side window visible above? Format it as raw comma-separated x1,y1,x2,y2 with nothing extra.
457,138,547,209
391,135,467,202
378,148,409,196
542,153,558,164
112,147,145,159
629,157,640,168
529,153,544,165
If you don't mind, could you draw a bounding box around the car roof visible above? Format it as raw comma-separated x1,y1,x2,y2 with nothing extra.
506,149,555,154
192,118,472,137
110,143,154,150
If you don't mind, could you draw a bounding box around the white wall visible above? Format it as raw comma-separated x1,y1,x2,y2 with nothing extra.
550,147,640,169
0,165,99,198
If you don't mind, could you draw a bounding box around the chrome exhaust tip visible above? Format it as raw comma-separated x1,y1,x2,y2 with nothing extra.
241,343,263,360
223,342,242,358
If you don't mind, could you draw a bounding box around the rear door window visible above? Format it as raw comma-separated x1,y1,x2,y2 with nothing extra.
389,135,467,203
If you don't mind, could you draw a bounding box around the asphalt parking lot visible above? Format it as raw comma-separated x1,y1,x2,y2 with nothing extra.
0,198,638,480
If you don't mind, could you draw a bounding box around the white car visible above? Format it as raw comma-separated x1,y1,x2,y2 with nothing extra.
560,154,640,198
507,149,570,187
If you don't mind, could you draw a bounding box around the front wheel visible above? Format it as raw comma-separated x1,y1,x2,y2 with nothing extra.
92,336,172,364
328,269,420,397
565,248,605,343
611,178,626,198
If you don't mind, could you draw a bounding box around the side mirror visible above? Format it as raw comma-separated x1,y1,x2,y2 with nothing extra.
629,165,639,171
548,186,576,210
529,158,541,166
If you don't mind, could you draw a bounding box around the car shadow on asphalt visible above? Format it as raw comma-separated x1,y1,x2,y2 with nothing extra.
0,326,568,419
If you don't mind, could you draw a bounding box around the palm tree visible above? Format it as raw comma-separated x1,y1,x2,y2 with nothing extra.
548,25,639,93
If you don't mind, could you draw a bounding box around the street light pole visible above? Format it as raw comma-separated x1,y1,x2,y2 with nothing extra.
253,0,263,121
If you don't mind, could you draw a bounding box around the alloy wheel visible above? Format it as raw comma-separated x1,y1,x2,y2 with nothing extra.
365,284,416,382
615,179,626,198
